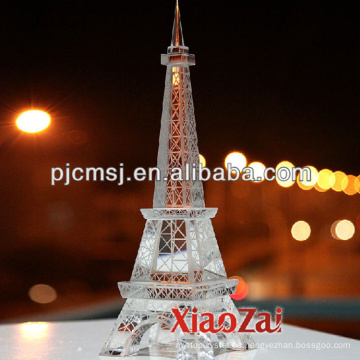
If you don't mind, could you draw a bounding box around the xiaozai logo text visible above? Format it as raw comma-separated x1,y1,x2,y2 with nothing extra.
171,308,282,334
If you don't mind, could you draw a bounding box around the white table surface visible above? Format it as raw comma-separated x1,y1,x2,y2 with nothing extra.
0,319,359,360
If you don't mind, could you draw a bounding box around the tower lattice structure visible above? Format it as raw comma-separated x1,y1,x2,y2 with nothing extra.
100,2,255,359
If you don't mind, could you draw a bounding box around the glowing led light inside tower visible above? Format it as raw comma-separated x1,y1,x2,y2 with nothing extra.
276,161,295,188
225,152,247,172
172,66,180,85
16,110,51,133
291,221,311,241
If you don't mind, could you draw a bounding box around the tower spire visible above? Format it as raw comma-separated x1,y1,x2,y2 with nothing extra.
171,0,184,48
157,0,198,208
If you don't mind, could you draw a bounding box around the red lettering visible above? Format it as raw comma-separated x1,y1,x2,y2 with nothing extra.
275,307,282,333
255,310,282,333
192,308,198,332
238,308,256,333
218,313,236,333
255,312,272,333
199,312,221,333
171,308,189,333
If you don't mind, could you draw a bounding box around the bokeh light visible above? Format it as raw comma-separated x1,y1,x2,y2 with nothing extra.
343,175,357,196
276,161,295,188
16,110,51,133
229,276,249,300
224,152,247,172
314,183,328,192
355,176,360,194
297,165,318,190
28,284,57,304
199,154,206,167
291,221,311,241
333,220,355,240
331,220,340,239
330,171,348,192
317,169,335,191
248,162,266,183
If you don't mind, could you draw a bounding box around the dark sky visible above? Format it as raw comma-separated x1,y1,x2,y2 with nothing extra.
1,0,359,174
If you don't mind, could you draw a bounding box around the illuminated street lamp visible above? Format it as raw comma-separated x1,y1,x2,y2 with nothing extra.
16,110,51,133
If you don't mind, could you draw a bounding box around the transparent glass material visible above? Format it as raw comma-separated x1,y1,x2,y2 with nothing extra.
100,2,255,359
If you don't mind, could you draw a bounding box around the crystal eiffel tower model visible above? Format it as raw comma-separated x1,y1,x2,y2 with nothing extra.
100,1,255,359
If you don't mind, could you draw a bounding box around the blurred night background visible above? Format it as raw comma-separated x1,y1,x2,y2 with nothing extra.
0,0,360,339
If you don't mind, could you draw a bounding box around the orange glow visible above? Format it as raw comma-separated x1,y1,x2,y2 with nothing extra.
331,171,348,192
297,166,318,190
172,67,180,86
343,175,357,196
16,110,51,133
317,169,335,190
199,154,206,167
249,162,266,183
291,221,311,241
331,220,340,239
354,176,360,194
224,152,247,172
229,276,249,300
28,284,57,304
297,180,311,191
314,182,328,192
276,161,295,188
20,322,49,340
